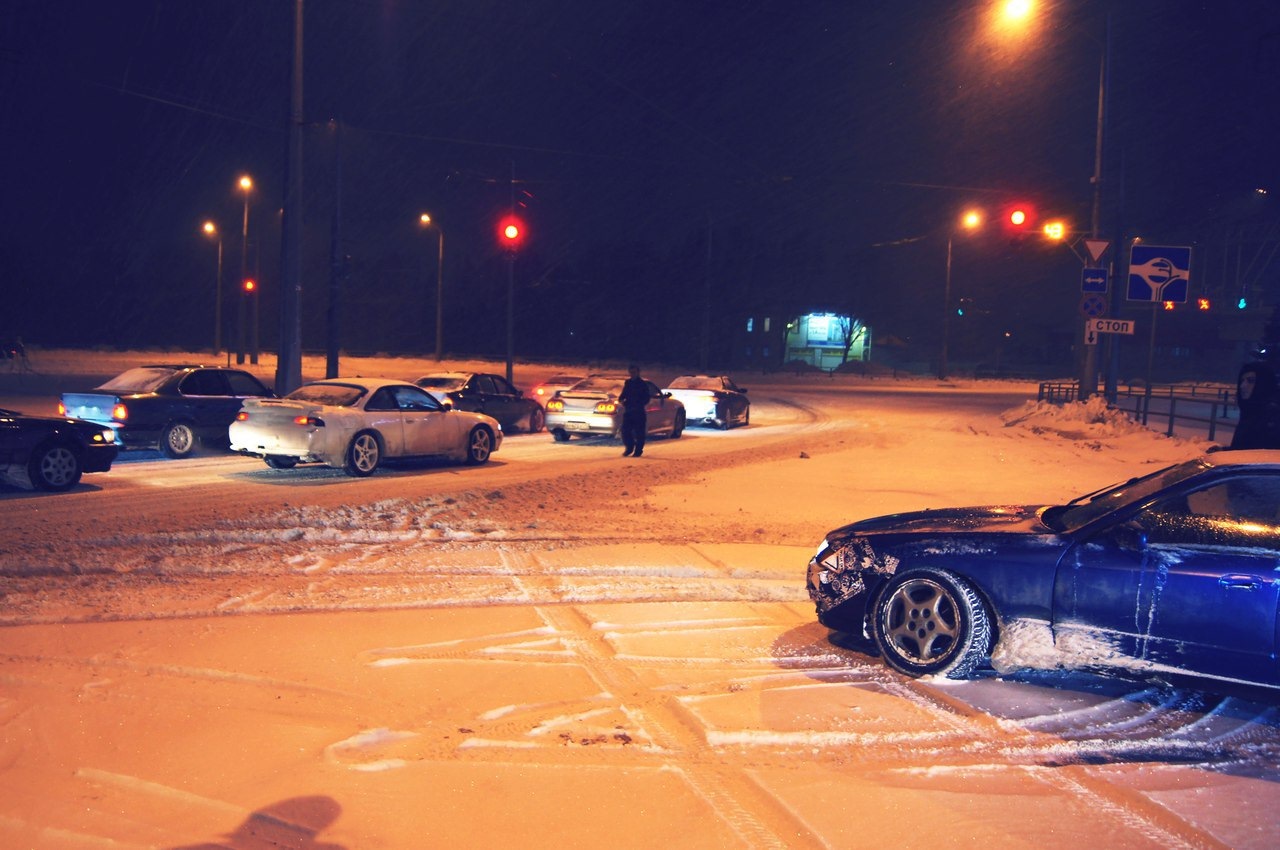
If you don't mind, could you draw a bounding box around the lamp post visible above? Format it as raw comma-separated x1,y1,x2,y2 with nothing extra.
419,213,445,360
236,175,253,365
941,209,983,380
995,1,1111,398
201,221,223,355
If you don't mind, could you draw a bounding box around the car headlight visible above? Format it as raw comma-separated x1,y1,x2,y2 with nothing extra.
94,429,116,444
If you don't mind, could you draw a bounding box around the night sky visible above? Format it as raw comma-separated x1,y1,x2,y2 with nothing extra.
5,1,1280,371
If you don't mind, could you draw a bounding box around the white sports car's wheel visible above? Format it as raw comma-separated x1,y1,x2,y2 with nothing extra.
464,426,494,465
344,432,381,476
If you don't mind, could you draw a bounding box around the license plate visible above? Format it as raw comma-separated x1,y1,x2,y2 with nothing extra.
565,421,589,431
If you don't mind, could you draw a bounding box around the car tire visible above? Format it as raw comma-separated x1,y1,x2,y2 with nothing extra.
28,442,82,491
870,567,992,679
552,429,570,442
717,405,730,430
743,407,750,427
343,431,381,477
265,455,298,469
527,407,545,434
161,421,197,458
464,426,494,464
671,411,685,439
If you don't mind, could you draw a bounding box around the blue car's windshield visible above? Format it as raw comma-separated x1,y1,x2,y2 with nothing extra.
1053,459,1211,532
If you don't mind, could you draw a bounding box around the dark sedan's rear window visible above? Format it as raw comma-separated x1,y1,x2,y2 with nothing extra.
96,367,178,393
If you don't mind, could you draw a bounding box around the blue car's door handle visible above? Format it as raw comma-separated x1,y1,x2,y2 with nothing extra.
1219,574,1265,591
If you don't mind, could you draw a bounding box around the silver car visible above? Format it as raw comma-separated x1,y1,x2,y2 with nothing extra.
544,374,685,442
229,378,502,476
664,374,750,429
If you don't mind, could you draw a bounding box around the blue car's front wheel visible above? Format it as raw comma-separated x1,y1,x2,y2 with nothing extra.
871,567,992,679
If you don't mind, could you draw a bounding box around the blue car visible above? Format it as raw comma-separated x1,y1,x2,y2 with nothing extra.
806,450,1280,691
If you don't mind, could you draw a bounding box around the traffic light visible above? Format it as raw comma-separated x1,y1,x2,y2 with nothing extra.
243,278,256,293
498,215,525,251
1001,202,1036,237
1238,297,1248,310
1042,220,1066,241
1197,297,1210,311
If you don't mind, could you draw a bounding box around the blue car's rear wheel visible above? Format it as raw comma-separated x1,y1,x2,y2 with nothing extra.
871,567,991,679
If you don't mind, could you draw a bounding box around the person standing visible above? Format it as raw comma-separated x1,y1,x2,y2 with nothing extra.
619,363,651,457
1229,361,1280,449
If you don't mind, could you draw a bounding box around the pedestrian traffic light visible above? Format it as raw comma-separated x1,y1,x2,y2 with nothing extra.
498,215,525,251
1042,220,1066,241
1238,297,1248,310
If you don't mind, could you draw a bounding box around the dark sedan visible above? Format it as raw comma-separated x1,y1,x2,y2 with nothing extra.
0,407,118,491
59,365,275,458
806,451,1280,692
414,372,544,434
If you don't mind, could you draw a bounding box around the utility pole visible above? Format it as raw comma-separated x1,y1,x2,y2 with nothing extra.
276,0,305,395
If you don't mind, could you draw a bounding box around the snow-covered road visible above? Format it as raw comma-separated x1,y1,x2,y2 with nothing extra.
1,352,1278,848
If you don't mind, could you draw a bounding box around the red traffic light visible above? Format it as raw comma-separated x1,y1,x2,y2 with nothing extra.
1003,202,1036,230
498,215,525,250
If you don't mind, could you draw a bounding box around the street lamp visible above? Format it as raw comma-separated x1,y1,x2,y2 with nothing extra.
993,1,1110,397
201,221,223,355
237,175,255,365
941,209,983,380
419,213,445,360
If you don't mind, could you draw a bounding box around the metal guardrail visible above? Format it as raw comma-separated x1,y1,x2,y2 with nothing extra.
1038,380,1237,443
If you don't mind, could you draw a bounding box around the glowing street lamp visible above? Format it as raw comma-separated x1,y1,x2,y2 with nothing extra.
418,213,445,360
201,221,223,355
941,209,984,379
236,175,254,365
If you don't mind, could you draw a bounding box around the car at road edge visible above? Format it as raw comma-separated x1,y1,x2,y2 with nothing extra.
807,450,1280,692
0,407,118,491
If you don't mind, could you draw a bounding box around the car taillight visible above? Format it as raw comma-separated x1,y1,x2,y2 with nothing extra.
294,415,324,427
236,411,250,421
57,402,66,415
546,399,564,412
111,403,128,421
595,401,618,414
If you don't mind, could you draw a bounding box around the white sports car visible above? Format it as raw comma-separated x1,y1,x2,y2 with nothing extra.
229,378,502,476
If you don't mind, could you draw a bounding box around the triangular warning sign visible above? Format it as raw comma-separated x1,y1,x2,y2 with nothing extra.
1084,239,1110,264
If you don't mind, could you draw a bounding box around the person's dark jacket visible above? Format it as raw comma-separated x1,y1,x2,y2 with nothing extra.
1230,362,1280,449
619,377,651,418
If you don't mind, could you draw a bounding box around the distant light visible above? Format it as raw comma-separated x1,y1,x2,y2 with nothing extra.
1197,297,1210,311
1009,209,1027,226
961,210,982,230
238,175,253,192
1042,220,1065,240
1163,300,1175,311
244,278,256,292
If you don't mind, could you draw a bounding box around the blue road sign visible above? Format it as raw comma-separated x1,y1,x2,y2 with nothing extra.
1082,267,1107,293
1128,244,1192,302
1081,294,1107,318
